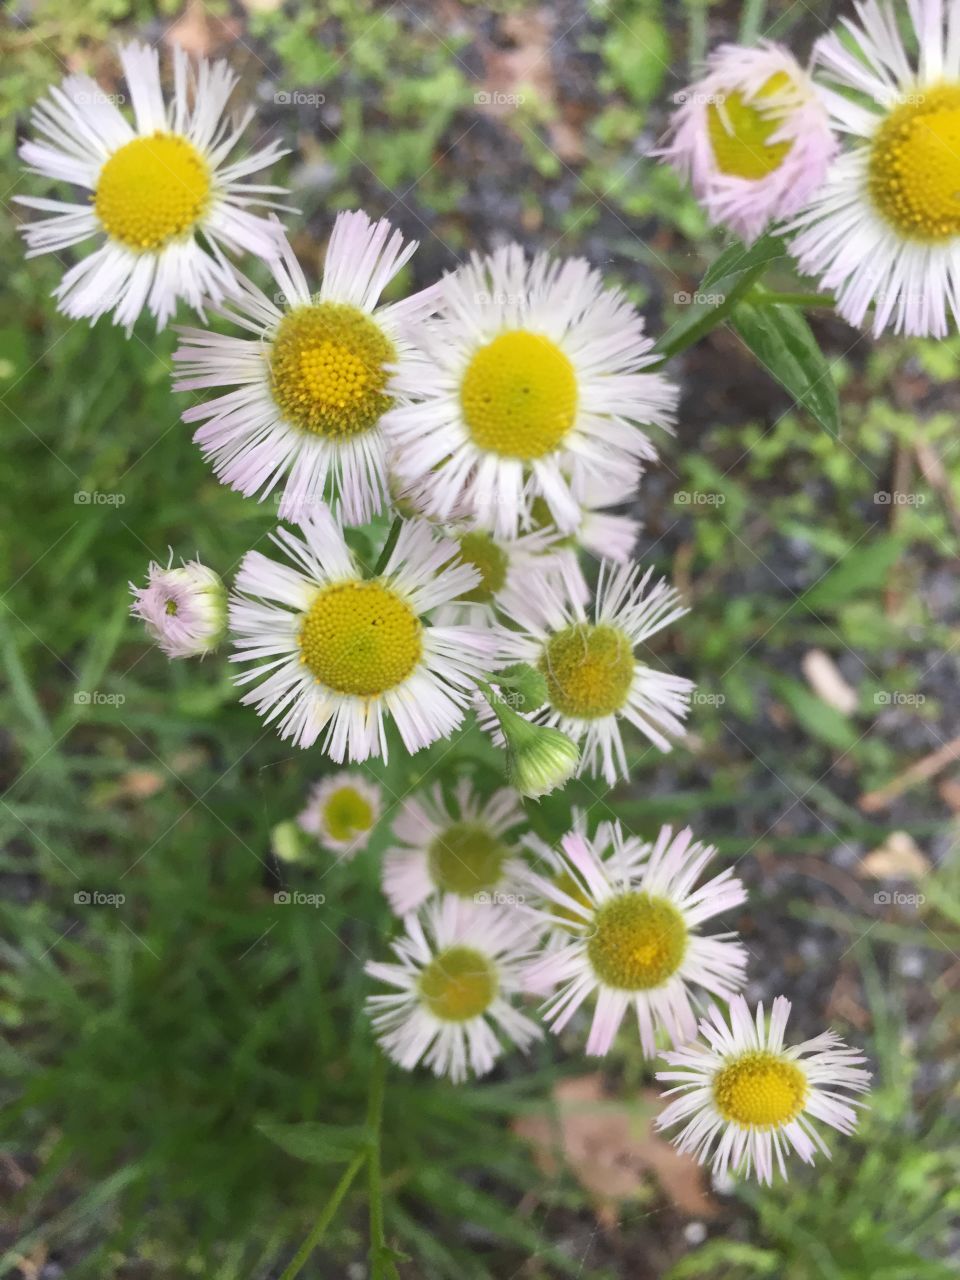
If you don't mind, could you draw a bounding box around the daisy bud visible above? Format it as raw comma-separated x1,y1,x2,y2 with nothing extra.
130,558,227,659
660,42,835,244
270,820,305,864
488,696,579,800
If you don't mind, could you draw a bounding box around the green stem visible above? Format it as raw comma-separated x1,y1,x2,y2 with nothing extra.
279,1148,367,1280
653,265,761,366
367,1051,396,1279
752,290,838,308
738,0,767,44
372,516,403,577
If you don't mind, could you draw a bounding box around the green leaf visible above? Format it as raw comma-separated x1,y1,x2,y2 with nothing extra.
257,1121,371,1165
800,537,902,613
770,676,859,752
700,232,785,291
731,301,840,435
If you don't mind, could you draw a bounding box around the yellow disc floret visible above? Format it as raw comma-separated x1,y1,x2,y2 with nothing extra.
419,945,498,1021
868,84,960,241
713,1050,808,1129
323,786,375,842
539,623,635,719
586,891,688,989
707,73,794,179
270,303,396,437
95,133,211,251
460,330,578,459
428,821,509,895
298,580,421,697
456,531,509,604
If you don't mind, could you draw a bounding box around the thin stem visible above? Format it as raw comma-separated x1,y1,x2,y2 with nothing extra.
751,290,838,308
367,1051,396,1279
372,516,403,577
279,1148,367,1280
738,0,767,45
653,265,759,366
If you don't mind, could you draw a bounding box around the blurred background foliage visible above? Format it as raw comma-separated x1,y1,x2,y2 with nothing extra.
1,0,958,1277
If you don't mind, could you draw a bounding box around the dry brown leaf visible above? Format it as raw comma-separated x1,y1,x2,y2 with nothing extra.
513,1073,718,1218
801,649,858,716
858,831,930,881
165,0,243,58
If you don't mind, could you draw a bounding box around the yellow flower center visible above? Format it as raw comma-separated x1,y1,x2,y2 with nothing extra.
94,133,211,251
587,891,687,989
460,330,578,459
419,945,498,1021
269,303,396,437
707,73,794,179
456,531,509,604
539,623,634,719
298,580,422,697
322,785,375,842
713,1050,808,1129
868,84,960,241
428,821,509,895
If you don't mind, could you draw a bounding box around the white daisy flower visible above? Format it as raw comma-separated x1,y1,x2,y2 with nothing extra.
496,560,693,784
383,244,677,539
790,0,960,336
129,556,226,658
297,771,383,859
16,41,288,332
525,822,747,1057
661,42,835,244
382,778,525,915
520,808,647,937
434,524,572,626
365,896,543,1082
656,995,871,1184
174,213,438,525
229,505,497,760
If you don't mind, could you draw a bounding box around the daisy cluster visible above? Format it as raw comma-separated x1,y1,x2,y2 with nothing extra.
17,38,873,1187
284,782,870,1184
662,0,960,336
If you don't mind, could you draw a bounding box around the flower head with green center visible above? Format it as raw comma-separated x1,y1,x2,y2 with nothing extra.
365,896,542,1082
130,556,226,658
174,213,439,525
790,0,960,336
661,42,834,244
657,995,871,1184
16,41,289,332
382,779,525,915
524,822,747,1057
298,771,383,859
492,559,693,785
383,243,676,540
229,505,497,761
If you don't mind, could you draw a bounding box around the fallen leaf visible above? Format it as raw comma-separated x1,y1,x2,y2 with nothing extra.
801,649,858,715
165,0,243,58
857,831,930,881
513,1074,717,1218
